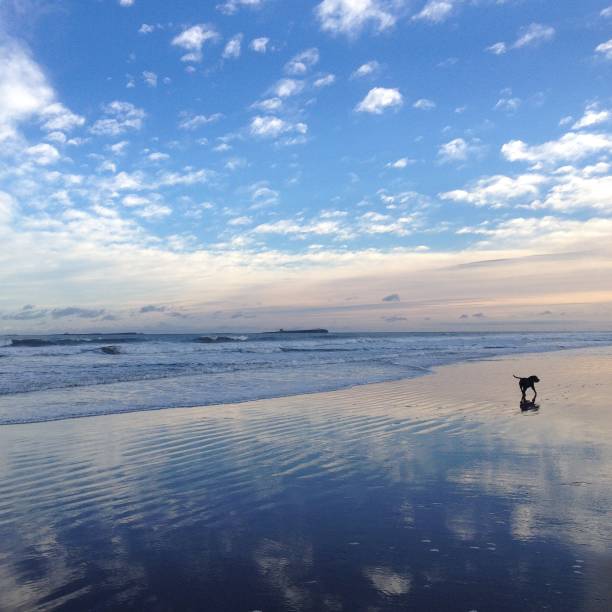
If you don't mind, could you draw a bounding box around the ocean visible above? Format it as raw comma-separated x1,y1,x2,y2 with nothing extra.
1,330,611,424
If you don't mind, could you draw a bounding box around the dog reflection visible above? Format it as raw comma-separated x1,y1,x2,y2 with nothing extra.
520,399,540,412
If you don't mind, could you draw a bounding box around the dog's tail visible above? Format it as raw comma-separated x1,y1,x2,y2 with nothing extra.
513,375,521,379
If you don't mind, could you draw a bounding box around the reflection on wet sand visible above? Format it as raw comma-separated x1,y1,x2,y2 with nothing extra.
0,347,611,611
520,399,540,412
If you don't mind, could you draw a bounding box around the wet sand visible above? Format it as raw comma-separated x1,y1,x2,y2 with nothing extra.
1,347,611,611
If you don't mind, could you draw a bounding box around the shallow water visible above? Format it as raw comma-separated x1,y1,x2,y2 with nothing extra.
1,347,611,611
1,330,612,423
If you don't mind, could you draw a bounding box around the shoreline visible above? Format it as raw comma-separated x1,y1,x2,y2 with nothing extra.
1,343,611,609
2,343,612,427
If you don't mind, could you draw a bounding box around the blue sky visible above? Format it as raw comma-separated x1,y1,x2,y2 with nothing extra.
1,0,612,332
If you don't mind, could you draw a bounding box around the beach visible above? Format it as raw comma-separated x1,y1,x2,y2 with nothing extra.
1,346,611,611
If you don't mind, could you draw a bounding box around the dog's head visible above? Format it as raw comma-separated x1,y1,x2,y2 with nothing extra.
530,375,540,383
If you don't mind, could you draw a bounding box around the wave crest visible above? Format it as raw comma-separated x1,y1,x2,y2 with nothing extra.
195,335,249,344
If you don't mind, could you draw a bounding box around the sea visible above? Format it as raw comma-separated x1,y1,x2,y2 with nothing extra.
1,330,611,424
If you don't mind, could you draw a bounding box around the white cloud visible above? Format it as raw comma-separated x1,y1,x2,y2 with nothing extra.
249,116,308,139
109,140,129,155
0,192,16,225
225,157,247,171
460,216,612,253
351,60,380,78
494,94,521,112
223,34,243,59
122,194,151,207
142,71,158,87
148,152,170,162
253,218,348,238
217,0,263,14
572,104,611,130
602,6,612,18
514,23,555,48
356,87,403,114
0,41,55,140
502,132,612,164
315,0,400,36
138,24,156,34
486,42,507,55
119,0,134,6
178,113,223,130
314,74,336,88
541,169,612,212
90,101,145,136
413,98,436,110
386,157,413,169
441,173,546,207
272,79,305,98
488,23,555,56
438,56,459,67
250,37,270,53
107,171,145,192
249,182,280,207
171,24,219,62
252,219,305,235
377,189,431,210
156,169,211,187
25,143,61,165
285,48,320,75
595,39,612,61
40,103,85,132
228,215,252,226
252,97,283,112
359,211,415,236
252,209,417,240
136,204,172,219
443,161,612,213
413,1,455,23
46,131,66,144
438,138,482,163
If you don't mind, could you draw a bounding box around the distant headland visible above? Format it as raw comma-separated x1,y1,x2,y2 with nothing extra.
265,329,329,334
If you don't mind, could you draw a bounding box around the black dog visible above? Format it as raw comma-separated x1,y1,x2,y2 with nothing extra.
514,375,540,400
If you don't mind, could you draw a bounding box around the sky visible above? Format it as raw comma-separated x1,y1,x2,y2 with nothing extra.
1,0,612,333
